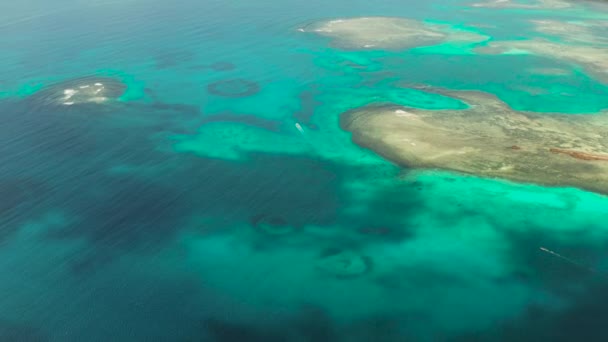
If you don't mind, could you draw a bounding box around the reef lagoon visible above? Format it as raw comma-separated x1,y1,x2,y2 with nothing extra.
2,0,608,341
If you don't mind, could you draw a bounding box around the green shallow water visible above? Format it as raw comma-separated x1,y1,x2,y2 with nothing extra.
2,0,608,341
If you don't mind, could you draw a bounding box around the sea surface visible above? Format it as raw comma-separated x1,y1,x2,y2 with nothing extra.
2,0,608,341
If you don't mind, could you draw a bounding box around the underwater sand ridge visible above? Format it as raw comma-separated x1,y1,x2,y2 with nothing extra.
341,86,608,195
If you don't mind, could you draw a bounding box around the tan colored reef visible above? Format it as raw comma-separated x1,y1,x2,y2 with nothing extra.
475,39,608,83
341,87,608,195
300,17,486,50
470,0,571,9
531,19,608,45
473,17,608,82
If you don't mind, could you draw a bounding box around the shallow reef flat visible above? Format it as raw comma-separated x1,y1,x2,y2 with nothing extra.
300,17,487,50
476,39,608,83
531,19,608,45
470,13,608,83
341,87,608,195
470,0,572,9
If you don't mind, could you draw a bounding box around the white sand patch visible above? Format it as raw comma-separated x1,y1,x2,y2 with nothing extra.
395,109,418,118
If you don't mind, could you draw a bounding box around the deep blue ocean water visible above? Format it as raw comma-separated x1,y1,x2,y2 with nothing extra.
2,0,608,341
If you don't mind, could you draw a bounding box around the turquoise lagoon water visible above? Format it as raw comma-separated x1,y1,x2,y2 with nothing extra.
2,0,608,341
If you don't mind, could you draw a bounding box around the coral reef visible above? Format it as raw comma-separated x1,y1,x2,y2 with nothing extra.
209,61,236,71
293,85,322,129
198,112,282,132
207,79,261,98
300,17,486,50
250,214,295,236
531,19,608,45
27,76,126,107
341,86,608,195
316,248,372,277
476,39,608,83
470,0,571,9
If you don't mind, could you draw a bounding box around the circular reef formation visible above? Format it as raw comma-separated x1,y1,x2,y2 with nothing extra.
315,248,372,278
250,214,296,236
207,79,261,98
27,76,127,108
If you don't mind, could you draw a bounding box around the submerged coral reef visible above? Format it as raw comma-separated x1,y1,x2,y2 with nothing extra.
27,76,126,108
250,214,295,236
316,248,372,278
207,79,261,98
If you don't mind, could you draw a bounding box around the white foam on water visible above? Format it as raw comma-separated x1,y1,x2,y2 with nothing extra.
63,89,77,100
